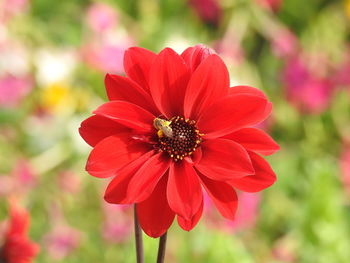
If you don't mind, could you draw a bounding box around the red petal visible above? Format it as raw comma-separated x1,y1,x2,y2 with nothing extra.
137,175,175,238
184,54,229,120
79,115,129,147
93,101,155,133
123,47,156,91
126,153,171,203
228,151,277,192
105,74,158,114
104,150,154,204
8,203,29,236
177,200,203,231
86,134,150,178
224,128,280,156
229,85,268,99
195,139,254,181
149,48,190,118
197,94,268,139
181,44,215,72
199,173,238,220
184,147,202,165
167,161,203,220
229,86,272,119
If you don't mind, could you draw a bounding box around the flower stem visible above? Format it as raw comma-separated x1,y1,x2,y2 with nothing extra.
134,205,144,263
156,232,167,263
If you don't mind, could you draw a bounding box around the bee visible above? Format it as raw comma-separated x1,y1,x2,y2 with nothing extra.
153,118,173,138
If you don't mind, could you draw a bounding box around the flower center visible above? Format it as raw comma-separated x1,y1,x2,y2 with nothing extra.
154,116,202,161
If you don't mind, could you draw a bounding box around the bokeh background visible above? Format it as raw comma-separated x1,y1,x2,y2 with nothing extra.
1,0,350,262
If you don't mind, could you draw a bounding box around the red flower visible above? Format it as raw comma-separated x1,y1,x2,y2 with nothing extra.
0,202,39,263
79,44,279,238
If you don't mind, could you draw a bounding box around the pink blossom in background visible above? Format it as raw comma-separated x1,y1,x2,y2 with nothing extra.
44,205,81,260
86,3,118,33
339,145,350,196
81,43,127,73
256,0,283,12
203,192,261,232
225,192,261,231
215,39,245,65
0,176,15,197
270,28,298,58
333,50,350,91
0,0,29,23
0,159,36,197
12,159,37,188
58,171,81,194
0,75,33,108
44,225,81,260
189,0,222,27
102,203,132,244
282,56,333,114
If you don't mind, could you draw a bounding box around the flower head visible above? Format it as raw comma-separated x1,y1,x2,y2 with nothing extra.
0,201,39,263
79,44,279,237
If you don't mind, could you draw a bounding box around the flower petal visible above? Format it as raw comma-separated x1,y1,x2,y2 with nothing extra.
126,153,171,203
93,101,155,133
197,94,268,139
184,54,229,120
79,115,129,147
199,173,238,220
184,147,202,165
86,134,150,178
105,74,158,114
149,48,190,118
228,151,277,192
104,150,155,204
137,175,175,238
195,139,254,181
181,44,215,72
229,86,272,119
177,200,203,231
224,128,280,155
123,47,157,91
229,85,268,98
167,161,203,220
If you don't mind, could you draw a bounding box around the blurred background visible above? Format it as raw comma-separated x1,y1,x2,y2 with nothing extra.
1,0,350,262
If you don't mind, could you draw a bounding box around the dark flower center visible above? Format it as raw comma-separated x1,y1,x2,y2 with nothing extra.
154,116,202,161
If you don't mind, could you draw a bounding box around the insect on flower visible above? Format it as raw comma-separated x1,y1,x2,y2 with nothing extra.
153,117,173,138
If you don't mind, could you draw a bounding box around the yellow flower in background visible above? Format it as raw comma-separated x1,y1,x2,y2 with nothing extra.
40,82,91,115
346,0,350,18
41,82,74,115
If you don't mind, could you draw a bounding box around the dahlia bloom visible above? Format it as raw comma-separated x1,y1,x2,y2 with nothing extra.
0,202,39,263
79,45,279,238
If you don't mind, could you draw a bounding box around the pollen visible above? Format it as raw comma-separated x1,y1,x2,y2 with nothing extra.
155,116,202,161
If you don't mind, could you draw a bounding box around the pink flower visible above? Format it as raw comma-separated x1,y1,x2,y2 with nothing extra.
86,3,118,33
189,0,222,27
0,159,36,197
340,145,350,196
12,159,37,187
270,29,298,58
0,0,29,23
58,171,81,194
44,225,81,260
282,56,333,114
225,192,260,231
0,75,33,108
44,205,81,260
203,192,261,232
81,43,129,74
102,203,132,244
255,0,283,12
